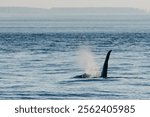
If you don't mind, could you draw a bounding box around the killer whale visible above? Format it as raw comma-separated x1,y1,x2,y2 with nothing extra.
73,50,112,78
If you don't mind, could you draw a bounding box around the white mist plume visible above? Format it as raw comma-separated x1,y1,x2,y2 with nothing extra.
76,46,100,77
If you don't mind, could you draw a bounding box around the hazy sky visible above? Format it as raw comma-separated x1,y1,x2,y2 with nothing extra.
0,0,150,10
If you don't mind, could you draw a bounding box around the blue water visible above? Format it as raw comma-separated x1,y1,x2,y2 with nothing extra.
0,18,150,99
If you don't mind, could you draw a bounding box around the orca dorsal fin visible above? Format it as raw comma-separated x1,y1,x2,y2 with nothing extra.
101,50,112,78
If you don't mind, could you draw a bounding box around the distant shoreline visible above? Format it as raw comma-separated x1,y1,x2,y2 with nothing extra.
0,7,149,20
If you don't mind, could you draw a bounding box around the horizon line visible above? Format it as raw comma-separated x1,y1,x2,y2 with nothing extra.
0,6,146,9
0,6,149,13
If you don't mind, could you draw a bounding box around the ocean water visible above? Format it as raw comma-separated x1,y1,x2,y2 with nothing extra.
0,17,150,99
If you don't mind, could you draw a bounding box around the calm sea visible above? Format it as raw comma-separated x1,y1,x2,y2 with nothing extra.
0,16,150,99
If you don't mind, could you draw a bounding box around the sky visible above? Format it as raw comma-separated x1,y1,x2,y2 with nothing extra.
0,0,150,10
